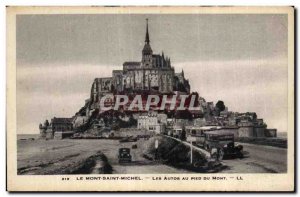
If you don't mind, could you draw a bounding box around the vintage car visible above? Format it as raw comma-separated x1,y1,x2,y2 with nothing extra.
172,126,184,139
118,148,132,163
203,131,243,159
186,126,243,160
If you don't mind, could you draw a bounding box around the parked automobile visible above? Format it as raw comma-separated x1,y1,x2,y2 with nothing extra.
186,127,243,160
118,148,132,163
132,144,138,149
172,126,183,139
202,132,243,159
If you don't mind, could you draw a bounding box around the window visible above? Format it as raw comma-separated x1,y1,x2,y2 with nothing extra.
149,126,155,131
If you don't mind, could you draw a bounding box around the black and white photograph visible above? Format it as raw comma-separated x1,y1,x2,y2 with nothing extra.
6,6,295,192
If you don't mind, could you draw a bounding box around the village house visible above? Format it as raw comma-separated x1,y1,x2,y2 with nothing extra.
137,111,165,134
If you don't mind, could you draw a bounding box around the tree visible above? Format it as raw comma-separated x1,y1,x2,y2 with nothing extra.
175,109,193,120
216,100,225,112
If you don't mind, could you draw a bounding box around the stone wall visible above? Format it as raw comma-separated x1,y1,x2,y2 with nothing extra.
238,127,254,137
254,127,266,137
265,129,277,137
54,131,74,139
116,128,154,137
45,129,54,139
39,128,47,139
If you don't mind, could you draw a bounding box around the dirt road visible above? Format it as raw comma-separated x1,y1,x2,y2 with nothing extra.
221,143,287,173
17,139,190,174
17,138,287,174
91,139,191,174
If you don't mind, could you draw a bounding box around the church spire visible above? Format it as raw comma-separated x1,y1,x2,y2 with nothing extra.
142,18,152,65
145,18,150,44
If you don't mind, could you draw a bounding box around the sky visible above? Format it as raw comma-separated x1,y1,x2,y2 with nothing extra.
16,14,288,134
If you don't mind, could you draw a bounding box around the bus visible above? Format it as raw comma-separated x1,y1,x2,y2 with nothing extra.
186,126,243,159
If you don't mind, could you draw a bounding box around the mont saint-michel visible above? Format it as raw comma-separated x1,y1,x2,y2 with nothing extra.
17,17,287,176
39,19,277,140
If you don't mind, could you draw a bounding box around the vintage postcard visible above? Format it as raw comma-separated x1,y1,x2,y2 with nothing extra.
7,6,294,192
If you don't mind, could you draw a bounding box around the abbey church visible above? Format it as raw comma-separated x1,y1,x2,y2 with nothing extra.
90,19,191,104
